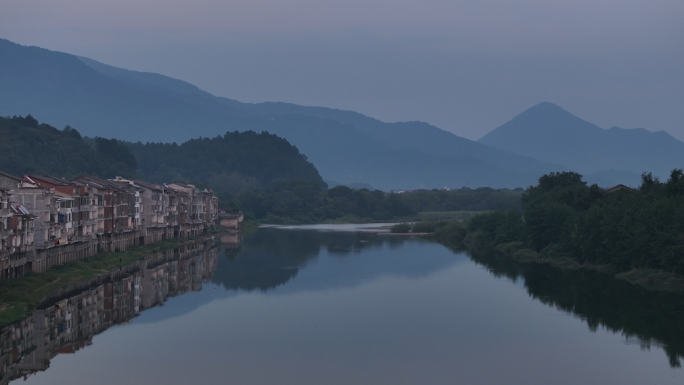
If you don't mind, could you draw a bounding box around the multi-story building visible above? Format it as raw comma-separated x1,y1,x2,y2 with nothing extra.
0,172,37,279
0,188,13,262
133,179,178,244
167,183,219,238
74,176,138,252
0,169,222,282
27,175,99,272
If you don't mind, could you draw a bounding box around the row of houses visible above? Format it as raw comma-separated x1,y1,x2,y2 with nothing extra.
0,242,219,384
0,170,222,282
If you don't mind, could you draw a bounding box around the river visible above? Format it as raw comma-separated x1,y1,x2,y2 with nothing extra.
4,225,684,384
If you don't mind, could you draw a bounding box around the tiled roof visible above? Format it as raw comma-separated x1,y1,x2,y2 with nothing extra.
133,179,163,191
30,174,72,186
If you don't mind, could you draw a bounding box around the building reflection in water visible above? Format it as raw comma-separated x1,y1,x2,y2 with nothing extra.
0,238,225,384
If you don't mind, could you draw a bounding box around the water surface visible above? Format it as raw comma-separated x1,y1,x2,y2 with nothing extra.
9,226,684,384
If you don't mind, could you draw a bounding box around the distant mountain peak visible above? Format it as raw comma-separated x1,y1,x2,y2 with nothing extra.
478,102,598,146
478,102,684,179
524,101,566,112
507,102,588,128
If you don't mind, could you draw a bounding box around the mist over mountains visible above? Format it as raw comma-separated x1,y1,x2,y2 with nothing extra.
480,103,684,186
1,38,682,189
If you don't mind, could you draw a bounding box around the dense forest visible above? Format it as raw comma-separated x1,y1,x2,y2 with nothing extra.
436,171,684,277
233,182,528,223
237,180,416,223
127,131,325,191
396,187,522,212
234,183,525,223
0,115,136,178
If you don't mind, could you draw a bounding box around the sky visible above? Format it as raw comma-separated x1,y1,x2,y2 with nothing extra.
1,0,682,140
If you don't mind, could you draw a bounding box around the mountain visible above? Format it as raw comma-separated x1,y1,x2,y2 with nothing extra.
228,102,557,176
479,102,684,183
0,38,561,190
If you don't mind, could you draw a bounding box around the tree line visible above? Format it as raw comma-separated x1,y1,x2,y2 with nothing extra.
395,187,522,212
127,131,325,192
436,171,684,276
0,115,137,178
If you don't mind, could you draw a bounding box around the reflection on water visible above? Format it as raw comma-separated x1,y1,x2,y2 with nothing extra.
260,223,394,232
465,246,684,368
0,242,218,384
2,228,684,384
214,229,684,370
213,229,445,292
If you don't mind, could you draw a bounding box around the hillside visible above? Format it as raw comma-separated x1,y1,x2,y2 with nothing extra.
128,131,325,193
0,115,136,178
0,38,560,190
479,102,684,183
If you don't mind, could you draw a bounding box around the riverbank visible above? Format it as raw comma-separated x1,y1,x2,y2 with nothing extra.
253,211,482,226
440,237,684,294
0,233,221,327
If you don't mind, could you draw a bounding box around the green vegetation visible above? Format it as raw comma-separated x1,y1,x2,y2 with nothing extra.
391,221,448,234
404,211,484,222
0,238,203,326
128,131,325,193
235,182,517,224
238,181,416,223
396,187,522,212
434,171,684,292
0,115,137,178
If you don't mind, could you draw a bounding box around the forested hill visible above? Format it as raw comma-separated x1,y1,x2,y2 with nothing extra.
1,114,323,195
127,131,325,192
0,115,136,178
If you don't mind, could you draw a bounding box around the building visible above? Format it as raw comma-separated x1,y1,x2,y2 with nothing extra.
0,170,222,282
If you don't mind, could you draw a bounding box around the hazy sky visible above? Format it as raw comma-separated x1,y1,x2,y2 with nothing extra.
1,0,682,140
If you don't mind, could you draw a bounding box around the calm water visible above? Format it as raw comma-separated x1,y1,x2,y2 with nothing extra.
8,226,684,384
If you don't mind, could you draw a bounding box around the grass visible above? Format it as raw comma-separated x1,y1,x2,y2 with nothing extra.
0,237,208,327
410,211,486,222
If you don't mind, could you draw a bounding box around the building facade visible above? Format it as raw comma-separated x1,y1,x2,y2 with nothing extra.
0,170,222,282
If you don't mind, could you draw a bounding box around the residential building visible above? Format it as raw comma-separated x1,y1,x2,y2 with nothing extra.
0,169,222,282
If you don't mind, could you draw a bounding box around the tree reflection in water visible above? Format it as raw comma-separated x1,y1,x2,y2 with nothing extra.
215,228,684,368
213,229,407,292
465,246,684,368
